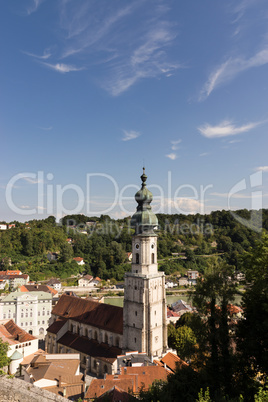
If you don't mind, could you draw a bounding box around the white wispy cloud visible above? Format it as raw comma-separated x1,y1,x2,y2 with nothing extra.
122,130,141,141
22,47,52,60
58,1,180,95
255,166,268,172
199,152,209,157
171,139,181,151
198,119,263,138
166,153,177,160
199,47,268,100
27,0,44,15
40,62,84,73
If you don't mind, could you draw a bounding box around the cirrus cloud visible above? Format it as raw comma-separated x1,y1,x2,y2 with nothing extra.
198,119,263,138
122,130,141,141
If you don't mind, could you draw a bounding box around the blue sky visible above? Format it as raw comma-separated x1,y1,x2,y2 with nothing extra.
1,0,268,222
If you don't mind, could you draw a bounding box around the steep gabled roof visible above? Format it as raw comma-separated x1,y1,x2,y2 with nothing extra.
0,320,36,345
52,294,123,334
96,385,137,401
160,352,188,372
57,331,121,363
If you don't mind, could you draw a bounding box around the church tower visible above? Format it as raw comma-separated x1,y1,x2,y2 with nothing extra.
123,169,167,358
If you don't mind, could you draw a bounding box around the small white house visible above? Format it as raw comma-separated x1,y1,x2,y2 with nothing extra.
73,257,85,266
78,275,93,287
0,319,39,375
46,279,62,291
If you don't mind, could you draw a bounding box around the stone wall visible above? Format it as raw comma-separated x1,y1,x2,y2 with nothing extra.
0,376,69,402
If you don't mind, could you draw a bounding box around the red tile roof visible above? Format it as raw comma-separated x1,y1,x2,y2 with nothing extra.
0,320,36,345
85,366,169,399
73,257,84,262
52,294,123,334
96,385,137,401
160,352,188,372
20,284,57,295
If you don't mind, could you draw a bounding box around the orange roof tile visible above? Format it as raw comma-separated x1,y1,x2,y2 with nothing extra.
161,352,188,372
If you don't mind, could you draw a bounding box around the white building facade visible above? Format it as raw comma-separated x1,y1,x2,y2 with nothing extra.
0,291,52,337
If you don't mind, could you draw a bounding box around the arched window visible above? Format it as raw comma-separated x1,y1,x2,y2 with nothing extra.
105,333,108,343
136,253,139,264
85,328,88,337
115,337,120,347
77,326,80,335
151,253,155,264
104,364,108,374
94,331,98,341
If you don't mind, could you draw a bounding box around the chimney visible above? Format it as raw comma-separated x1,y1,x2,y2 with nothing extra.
58,375,62,388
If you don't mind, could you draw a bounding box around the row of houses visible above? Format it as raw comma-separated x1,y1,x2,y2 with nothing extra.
0,270,29,291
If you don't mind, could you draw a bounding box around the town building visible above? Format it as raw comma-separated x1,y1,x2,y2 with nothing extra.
123,168,168,358
46,295,123,376
0,271,29,291
46,279,62,291
171,299,193,317
154,351,188,373
0,319,39,374
0,291,52,337
23,352,85,399
78,275,93,287
73,257,85,265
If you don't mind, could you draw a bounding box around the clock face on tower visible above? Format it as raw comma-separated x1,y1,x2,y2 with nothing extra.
151,243,155,249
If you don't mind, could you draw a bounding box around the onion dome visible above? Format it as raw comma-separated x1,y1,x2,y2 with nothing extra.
131,168,158,235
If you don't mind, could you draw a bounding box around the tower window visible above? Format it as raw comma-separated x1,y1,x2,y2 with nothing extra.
135,311,137,316
133,323,135,328
151,253,155,264
134,337,136,343
136,253,139,264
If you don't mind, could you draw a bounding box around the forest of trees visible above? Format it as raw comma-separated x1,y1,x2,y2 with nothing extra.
0,209,266,282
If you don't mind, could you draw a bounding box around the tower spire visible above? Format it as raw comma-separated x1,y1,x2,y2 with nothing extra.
130,168,158,235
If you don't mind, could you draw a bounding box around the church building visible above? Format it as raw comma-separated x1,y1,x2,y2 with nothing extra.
46,169,167,374
123,168,168,357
